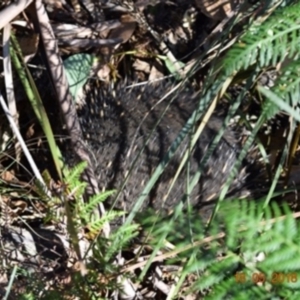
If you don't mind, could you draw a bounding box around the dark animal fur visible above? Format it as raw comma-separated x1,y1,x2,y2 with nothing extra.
78,81,250,219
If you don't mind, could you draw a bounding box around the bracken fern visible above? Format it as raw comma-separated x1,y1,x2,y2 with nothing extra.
136,2,300,298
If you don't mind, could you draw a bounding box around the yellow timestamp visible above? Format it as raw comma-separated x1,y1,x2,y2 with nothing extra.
234,272,298,284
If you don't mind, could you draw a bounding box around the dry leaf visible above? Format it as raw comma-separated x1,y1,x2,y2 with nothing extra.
132,59,151,73
108,14,136,47
26,123,35,139
11,200,28,213
149,65,164,81
195,0,240,20
1,170,16,182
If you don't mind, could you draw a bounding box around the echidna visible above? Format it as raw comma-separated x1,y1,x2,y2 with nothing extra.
77,81,251,219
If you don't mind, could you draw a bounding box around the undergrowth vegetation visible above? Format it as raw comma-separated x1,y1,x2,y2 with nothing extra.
1,0,300,299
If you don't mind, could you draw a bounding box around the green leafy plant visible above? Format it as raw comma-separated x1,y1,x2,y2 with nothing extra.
2,1,300,299
127,2,300,298
10,34,64,180
64,53,95,103
138,200,300,299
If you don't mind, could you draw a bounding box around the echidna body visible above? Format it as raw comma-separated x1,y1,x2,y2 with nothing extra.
78,81,249,217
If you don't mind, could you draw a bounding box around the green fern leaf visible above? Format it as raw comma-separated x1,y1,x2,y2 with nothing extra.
80,190,116,217
222,2,300,76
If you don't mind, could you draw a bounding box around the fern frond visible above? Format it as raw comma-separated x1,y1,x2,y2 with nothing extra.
105,223,139,261
80,190,115,218
260,86,300,121
221,2,300,76
88,210,125,235
65,161,88,186
138,199,299,298
64,161,88,198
